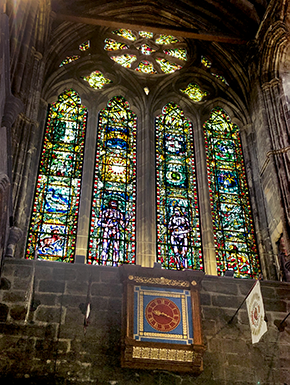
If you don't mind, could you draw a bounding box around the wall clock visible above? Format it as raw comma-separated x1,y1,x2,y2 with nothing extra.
120,265,205,373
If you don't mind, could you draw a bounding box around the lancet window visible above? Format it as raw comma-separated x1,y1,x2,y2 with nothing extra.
26,90,87,262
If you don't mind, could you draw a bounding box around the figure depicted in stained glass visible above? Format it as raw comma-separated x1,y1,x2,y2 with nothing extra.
98,200,131,266
204,107,260,278
168,207,192,269
26,89,87,262
88,96,136,266
156,103,202,271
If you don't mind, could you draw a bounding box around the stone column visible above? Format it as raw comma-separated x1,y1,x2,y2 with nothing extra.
195,117,217,276
136,100,156,268
75,106,98,261
261,78,290,255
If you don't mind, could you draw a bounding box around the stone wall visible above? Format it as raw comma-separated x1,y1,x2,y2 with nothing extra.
0,259,290,385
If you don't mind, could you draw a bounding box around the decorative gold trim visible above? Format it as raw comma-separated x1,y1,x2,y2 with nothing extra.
132,346,195,362
129,276,190,287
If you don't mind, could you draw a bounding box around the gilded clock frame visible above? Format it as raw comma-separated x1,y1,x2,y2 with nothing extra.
120,265,205,373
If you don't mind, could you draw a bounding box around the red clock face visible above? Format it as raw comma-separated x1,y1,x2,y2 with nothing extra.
145,297,181,332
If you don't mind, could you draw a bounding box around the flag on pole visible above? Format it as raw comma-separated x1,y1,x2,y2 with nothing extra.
246,280,267,344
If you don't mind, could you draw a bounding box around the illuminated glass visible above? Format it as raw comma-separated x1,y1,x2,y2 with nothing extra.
201,56,212,68
135,61,157,74
26,90,87,262
155,34,179,44
59,55,80,67
104,38,129,51
137,44,156,55
112,28,136,41
156,103,202,271
204,108,260,278
139,31,154,38
83,70,112,90
111,54,137,68
180,83,207,102
79,40,90,51
88,96,137,266
164,48,187,61
156,58,182,73
211,73,229,86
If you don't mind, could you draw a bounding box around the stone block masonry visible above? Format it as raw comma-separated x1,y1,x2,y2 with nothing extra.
0,259,290,385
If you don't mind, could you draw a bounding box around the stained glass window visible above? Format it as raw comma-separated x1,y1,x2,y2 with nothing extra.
59,55,80,67
139,31,153,39
180,83,207,102
135,61,157,74
156,58,182,74
111,54,137,68
88,96,137,266
137,44,156,55
155,34,179,44
164,48,187,61
204,108,260,278
104,38,129,51
201,56,212,68
26,89,87,262
156,103,202,271
112,28,136,41
211,73,229,86
82,70,112,90
79,40,90,51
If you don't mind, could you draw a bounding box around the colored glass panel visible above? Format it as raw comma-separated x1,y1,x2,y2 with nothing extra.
112,28,136,41
137,44,156,55
139,31,153,38
79,40,90,51
204,108,260,278
164,48,187,61
156,103,202,271
156,58,182,74
135,61,157,74
88,96,137,266
59,55,80,67
26,89,87,262
155,34,179,44
104,38,129,51
201,56,212,68
180,83,207,102
111,54,137,68
211,72,229,86
83,70,112,90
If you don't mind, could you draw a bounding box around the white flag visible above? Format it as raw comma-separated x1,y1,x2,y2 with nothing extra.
246,280,267,344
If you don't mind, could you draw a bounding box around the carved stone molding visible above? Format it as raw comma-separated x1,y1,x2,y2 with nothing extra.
5,226,23,258
2,94,23,128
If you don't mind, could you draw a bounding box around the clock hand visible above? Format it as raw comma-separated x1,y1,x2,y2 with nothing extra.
152,309,174,320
